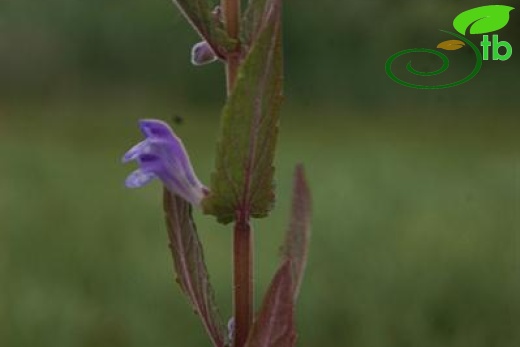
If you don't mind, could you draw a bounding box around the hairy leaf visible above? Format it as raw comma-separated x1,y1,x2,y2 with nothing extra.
163,189,227,347
453,5,514,35
245,261,297,347
170,0,234,57
281,165,312,300
203,0,283,224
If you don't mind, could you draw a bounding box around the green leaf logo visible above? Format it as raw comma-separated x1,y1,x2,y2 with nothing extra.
453,5,515,35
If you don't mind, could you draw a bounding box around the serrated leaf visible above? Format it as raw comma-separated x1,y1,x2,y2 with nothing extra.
245,261,297,347
436,39,465,51
163,189,227,347
453,5,514,35
281,165,312,300
203,0,283,224
171,0,233,57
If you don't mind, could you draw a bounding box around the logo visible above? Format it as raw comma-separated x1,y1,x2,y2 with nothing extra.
386,5,515,89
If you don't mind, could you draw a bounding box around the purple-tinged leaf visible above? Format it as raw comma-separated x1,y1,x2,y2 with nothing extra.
245,261,297,347
281,165,312,300
243,167,310,346
163,189,227,347
203,0,283,224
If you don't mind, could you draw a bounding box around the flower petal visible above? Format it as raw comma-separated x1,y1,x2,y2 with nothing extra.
122,140,152,163
139,119,176,140
123,118,208,207
125,169,157,188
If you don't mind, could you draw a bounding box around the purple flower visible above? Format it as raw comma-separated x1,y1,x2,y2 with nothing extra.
122,119,207,206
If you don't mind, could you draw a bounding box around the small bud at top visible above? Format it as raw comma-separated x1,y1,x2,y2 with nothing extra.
191,41,218,66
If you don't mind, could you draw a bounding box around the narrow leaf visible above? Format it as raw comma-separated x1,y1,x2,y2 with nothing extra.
245,261,297,347
281,165,312,300
203,0,283,224
171,0,234,57
436,39,465,51
242,0,274,45
163,189,227,347
453,5,514,35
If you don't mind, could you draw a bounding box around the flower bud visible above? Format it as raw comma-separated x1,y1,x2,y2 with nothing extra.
191,41,218,66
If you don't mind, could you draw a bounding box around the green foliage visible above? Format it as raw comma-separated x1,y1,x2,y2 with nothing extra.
241,0,268,45
281,165,311,300
2,103,520,347
243,165,311,346
163,190,227,347
203,1,283,224
453,5,515,35
2,1,519,104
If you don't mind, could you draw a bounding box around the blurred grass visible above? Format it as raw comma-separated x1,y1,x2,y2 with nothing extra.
1,98,520,347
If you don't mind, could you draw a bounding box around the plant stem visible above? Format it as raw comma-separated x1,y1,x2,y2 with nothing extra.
222,0,240,94
221,0,253,347
233,216,253,347
226,54,240,95
221,0,251,345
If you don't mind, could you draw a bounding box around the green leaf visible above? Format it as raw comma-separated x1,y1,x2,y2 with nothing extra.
453,5,515,35
244,167,310,346
163,189,227,347
245,261,297,347
281,165,312,300
241,0,270,45
203,0,283,224
171,0,233,57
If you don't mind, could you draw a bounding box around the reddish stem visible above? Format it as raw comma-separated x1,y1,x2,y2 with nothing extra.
222,0,240,94
226,53,240,95
221,0,251,345
220,0,252,344
233,214,253,347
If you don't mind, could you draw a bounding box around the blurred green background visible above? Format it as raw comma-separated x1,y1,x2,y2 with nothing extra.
1,0,520,346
